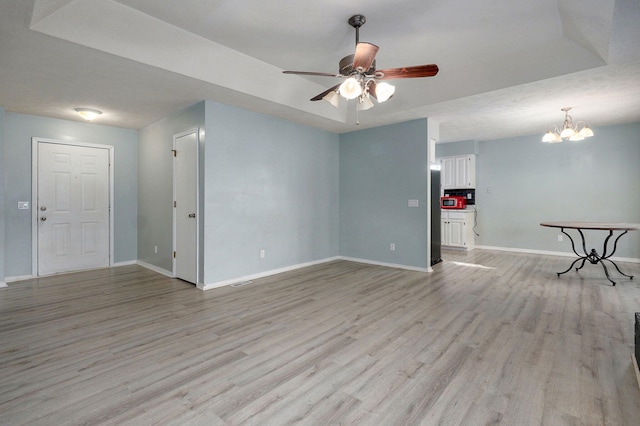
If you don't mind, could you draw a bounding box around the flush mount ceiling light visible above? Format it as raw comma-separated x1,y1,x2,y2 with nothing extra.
542,107,594,143
75,107,102,121
283,14,438,123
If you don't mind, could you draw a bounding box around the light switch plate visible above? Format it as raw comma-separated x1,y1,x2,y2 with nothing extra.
18,201,29,210
408,199,419,207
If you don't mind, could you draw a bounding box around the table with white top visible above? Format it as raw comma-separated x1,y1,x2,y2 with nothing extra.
540,222,639,285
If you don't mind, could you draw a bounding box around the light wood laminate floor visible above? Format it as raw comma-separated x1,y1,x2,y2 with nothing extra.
1,250,639,425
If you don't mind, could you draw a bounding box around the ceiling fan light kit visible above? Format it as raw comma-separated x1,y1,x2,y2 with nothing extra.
339,77,363,99
542,107,594,143
283,14,438,122
358,94,375,111
322,90,341,108
375,82,395,102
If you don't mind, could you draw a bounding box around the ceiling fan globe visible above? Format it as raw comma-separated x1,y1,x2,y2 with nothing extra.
339,77,363,99
375,82,395,103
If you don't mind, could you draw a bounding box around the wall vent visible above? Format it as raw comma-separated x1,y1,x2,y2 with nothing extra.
231,280,254,288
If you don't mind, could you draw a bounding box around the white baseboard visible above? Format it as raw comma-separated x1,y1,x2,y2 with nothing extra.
0,281,7,288
112,260,137,267
200,257,341,291
4,260,140,284
475,245,640,264
4,262,135,284
337,256,431,273
5,274,35,283
201,256,433,291
136,260,174,278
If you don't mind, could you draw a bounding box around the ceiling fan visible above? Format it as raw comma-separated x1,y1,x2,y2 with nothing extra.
283,14,439,115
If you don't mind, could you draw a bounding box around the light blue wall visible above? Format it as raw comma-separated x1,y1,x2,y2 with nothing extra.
476,123,640,258
4,100,636,286
203,101,339,284
137,102,205,274
0,107,5,284
435,140,477,157
339,119,430,269
2,112,138,277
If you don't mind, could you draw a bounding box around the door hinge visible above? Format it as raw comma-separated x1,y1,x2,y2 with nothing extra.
174,201,176,208
172,149,177,157
173,251,176,258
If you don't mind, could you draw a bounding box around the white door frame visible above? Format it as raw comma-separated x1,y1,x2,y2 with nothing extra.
31,137,115,276
172,128,200,284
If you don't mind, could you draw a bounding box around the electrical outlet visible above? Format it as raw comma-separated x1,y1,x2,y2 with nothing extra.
260,249,265,258
557,235,563,242
390,243,395,251
154,245,158,254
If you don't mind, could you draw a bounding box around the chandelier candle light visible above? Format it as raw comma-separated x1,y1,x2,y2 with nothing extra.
542,107,594,143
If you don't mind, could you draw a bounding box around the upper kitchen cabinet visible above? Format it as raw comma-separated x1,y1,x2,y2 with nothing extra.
440,155,476,189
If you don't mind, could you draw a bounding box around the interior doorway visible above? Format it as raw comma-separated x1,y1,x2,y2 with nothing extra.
32,138,113,276
173,129,199,284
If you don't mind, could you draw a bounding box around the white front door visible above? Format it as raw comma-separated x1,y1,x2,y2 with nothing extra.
37,141,111,275
173,129,199,284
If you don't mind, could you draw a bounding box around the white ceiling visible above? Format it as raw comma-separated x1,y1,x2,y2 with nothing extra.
1,0,639,142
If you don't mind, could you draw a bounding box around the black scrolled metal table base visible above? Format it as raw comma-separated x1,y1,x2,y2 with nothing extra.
556,227,634,286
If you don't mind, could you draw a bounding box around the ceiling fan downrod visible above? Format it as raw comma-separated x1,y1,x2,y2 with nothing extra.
348,14,366,45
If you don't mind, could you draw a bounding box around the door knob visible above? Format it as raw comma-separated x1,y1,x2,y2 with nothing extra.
188,213,196,218
40,206,47,211
40,216,47,221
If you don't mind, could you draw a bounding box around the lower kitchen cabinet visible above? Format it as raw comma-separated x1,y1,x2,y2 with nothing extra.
441,210,475,250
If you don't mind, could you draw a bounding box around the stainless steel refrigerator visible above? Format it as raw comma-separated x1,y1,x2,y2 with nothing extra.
431,169,442,265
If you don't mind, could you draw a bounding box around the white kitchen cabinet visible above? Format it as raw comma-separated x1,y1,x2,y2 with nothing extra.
441,210,475,250
440,157,456,189
439,155,476,189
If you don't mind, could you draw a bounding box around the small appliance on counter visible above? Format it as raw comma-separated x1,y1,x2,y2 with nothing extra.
440,195,467,209
442,188,475,206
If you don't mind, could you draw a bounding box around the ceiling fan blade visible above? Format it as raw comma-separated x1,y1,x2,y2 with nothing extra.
352,42,379,72
310,84,341,101
376,64,439,79
283,70,343,78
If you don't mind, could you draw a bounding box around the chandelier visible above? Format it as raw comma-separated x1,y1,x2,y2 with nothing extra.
542,107,594,143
